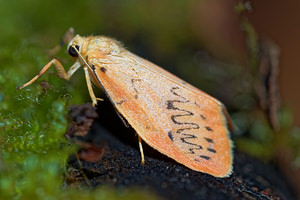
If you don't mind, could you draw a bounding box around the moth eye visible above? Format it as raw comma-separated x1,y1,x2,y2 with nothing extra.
68,45,80,57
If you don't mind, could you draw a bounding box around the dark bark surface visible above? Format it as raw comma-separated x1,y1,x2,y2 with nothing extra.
66,102,295,200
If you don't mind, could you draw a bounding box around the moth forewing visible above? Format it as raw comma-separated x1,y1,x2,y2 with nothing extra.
87,45,233,177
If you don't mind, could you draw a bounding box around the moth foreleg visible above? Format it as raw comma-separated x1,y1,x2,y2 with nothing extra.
17,59,81,90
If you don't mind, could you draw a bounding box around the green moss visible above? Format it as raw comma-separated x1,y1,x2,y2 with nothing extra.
0,32,159,200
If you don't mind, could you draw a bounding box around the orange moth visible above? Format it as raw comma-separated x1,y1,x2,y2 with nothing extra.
19,28,233,177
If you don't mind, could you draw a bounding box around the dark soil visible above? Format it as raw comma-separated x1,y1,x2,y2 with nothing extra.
66,101,295,200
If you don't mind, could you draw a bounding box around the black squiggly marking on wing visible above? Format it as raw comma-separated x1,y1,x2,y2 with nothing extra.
205,126,213,132
204,137,214,143
200,114,207,120
168,131,174,141
167,87,203,154
116,100,126,105
131,78,142,99
207,148,216,153
90,64,95,71
200,155,210,160
100,67,107,73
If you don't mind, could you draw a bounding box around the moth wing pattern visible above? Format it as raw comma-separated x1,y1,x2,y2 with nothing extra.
88,49,233,177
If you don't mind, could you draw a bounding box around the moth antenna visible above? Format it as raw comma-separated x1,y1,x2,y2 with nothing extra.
49,27,75,56
62,27,75,46
72,45,93,71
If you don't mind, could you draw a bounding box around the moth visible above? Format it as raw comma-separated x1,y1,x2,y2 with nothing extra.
19,28,233,177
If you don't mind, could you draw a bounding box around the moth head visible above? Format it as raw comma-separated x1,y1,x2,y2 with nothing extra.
67,34,86,58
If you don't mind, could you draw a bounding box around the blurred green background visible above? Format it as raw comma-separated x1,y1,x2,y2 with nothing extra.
0,0,299,199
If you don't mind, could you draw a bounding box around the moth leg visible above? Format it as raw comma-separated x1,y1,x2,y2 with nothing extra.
83,66,98,107
18,59,81,90
138,136,145,164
